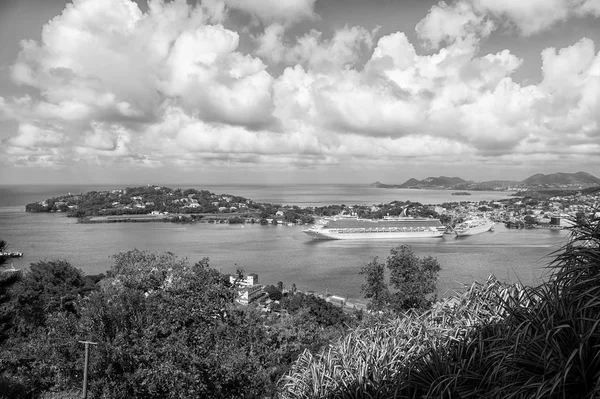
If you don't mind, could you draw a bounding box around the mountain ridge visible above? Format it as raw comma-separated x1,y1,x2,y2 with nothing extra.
370,172,600,190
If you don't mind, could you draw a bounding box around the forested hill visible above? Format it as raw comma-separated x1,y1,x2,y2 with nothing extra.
25,185,260,216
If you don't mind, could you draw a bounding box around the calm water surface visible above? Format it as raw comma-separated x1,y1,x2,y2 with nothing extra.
0,184,568,299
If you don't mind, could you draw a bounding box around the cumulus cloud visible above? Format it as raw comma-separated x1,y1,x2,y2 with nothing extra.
1,0,600,175
9,0,272,127
416,1,494,48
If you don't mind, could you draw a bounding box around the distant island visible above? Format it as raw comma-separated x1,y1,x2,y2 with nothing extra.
451,192,472,196
370,171,600,191
24,185,317,225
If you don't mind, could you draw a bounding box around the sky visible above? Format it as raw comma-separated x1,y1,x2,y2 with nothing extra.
0,0,599,185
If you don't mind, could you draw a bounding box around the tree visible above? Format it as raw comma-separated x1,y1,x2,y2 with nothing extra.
361,245,442,312
11,259,91,334
264,285,282,301
387,245,441,311
0,241,21,344
360,257,389,312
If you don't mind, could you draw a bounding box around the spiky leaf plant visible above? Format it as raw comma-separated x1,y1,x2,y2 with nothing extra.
280,211,600,399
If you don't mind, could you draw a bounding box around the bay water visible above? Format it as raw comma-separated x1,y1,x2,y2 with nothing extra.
0,184,569,300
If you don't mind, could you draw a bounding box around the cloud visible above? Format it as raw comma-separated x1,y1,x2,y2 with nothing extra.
223,0,317,25
256,24,378,72
416,1,494,48
1,0,600,176
9,0,271,127
473,0,600,35
7,123,66,149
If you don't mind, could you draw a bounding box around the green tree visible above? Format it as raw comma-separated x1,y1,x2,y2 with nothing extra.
11,259,90,334
264,285,282,301
387,245,441,311
360,257,389,312
361,245,441,312
0,241,21,344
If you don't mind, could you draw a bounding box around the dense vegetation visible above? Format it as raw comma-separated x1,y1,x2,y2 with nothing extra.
2,211,598,397
0,250,349,398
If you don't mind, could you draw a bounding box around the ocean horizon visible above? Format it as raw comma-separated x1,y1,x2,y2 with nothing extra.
0,183,517,209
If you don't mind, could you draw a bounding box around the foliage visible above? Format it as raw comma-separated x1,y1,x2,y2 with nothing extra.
280,293,350,327
361,245,442,312
359,256,388,312
388,245,441,311
264,285,283,301
0,241,21,345
0,250,353,398
10,260,91,335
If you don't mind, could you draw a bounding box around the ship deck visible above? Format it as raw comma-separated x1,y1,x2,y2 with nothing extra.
326,218,442,229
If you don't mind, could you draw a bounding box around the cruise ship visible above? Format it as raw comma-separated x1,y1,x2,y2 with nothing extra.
303,215,445,240
453,218,494,237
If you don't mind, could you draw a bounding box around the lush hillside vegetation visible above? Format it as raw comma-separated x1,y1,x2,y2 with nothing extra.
1,211,598,398
0,250,352,398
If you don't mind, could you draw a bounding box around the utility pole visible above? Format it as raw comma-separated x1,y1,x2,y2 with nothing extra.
78,340,98,399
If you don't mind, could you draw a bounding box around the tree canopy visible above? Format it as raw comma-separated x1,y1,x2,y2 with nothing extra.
361,245,441,312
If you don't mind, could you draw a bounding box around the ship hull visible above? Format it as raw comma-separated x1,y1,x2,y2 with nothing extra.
303,229,444,240
454,222,494,237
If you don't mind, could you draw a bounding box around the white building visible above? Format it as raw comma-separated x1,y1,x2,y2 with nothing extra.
230,273,262,305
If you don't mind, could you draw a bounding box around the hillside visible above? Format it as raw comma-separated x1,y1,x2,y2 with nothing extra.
370,171,600,191
398,176,468,188
521,171,600,186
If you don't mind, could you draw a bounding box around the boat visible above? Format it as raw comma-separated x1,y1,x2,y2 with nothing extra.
0,251,23,258
453,218,494,237
303,215,445,240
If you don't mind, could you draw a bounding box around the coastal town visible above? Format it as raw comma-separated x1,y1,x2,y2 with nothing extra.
24,182,600,230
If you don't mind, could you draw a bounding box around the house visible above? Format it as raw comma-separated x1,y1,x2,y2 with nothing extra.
230,274,262,305
275,210,284,217
230,274,259,286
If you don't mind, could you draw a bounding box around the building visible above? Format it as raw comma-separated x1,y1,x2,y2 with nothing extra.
326,295,346,307
230,273,262,305
236,285,263,305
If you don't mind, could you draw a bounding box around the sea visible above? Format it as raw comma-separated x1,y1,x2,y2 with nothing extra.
0,184,570,300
